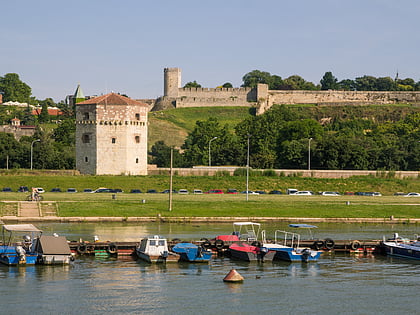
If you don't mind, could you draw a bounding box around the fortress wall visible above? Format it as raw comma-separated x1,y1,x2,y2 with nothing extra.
175,96,254,108
178,87,252,99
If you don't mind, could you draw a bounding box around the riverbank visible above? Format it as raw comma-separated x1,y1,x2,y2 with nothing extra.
1,215,419,224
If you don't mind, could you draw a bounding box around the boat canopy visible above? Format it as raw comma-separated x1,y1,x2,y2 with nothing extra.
2,224,42,232
289,224,318,229
233,222,261,226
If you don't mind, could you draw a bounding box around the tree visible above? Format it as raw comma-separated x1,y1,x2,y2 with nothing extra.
355,76,378,91
0,73,32,103
222,82,233,88
183,81,201,88
38,103,50,123
320,72,339,90
53,119,75,145
149,141,184,167
283,75,318,90
241,70,273,88
338,79,356,91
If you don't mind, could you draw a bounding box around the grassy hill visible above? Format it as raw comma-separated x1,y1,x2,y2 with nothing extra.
147,104,420,149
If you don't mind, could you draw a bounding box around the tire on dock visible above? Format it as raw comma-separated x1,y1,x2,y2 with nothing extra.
107,243,118,255
324,238,335,250
312,240,325,250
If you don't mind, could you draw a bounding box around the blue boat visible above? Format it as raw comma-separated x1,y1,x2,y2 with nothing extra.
262,230,322,262
0,224,41,265
171,242,212,262
382,233,420,260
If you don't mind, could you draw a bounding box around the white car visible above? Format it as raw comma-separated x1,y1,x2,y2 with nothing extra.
404,192,420,197
295,191,314,195
193,189,203,194
321,191,340,196
178,189,189,194
241,190,259,195
34,187,45,193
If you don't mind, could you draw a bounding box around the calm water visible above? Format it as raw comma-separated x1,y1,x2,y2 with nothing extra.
0,222,419,315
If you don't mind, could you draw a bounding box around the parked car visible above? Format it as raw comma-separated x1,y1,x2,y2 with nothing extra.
67,188,77,193
178,189,189,194
113,189,123,193
344,192,354,195
294,191,314,195
130,189,142,193
34,188,45,193
147,189,158,193
51,188,62,192
83,189,93,193
255,190,266,194
94,188,116,193
2,187,12,192
205,189,224,194
269,190,282,195
404,192,420,197
226,189,238,194
286,188,298,195
321,191,340,196
18,186,29,193
161,189,177,194
394,192,406,196
193,189,203,194
240,190,259,195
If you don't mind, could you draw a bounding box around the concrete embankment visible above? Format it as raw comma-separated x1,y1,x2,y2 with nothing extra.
1,216,419,224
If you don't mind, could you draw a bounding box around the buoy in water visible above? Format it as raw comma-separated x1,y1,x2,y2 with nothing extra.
223,269,244,282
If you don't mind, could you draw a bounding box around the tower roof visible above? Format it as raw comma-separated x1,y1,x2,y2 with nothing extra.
76,93,148,106
74,84,85,99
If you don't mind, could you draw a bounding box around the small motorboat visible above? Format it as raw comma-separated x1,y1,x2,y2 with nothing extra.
262,230,322,262
226,222,275,262
136,235,179,263
382,233,420,260
171,242,212,262
0,224,72,265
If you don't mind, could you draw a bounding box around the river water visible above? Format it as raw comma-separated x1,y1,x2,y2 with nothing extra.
0,222,419,315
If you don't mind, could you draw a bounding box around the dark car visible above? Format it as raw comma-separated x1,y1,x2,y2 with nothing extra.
269,190,282,195
67,188,78,193
83,189,93,193
51,188,62,192
226,189,238,194
147,189,158,193
130,189,142,193
255,190,266,194
113,189,123,193
161,189,177,194
18,186,29,193
2,187,12,192
94,188,116,193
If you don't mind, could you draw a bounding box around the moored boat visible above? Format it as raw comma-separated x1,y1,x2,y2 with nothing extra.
262,230,322,262
229,242,275,262
382,233,420,260
136,235,179,263
171,242,212,262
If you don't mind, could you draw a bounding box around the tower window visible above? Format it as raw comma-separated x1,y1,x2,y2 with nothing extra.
135,113,140,120
83,112,89,120
112,138,116,144
135,158,139,163
135,136,140,143
85,157,89,162
82,134,90,143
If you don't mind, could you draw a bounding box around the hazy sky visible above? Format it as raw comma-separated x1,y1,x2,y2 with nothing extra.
1,0,419,102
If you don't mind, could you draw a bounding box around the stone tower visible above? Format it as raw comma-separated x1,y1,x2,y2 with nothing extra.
75,93,148,175
164,68,181,98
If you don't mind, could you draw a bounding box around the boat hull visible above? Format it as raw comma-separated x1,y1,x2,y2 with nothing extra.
136,250,179,263
229,243,275,262
172,243,212,262
272,248,321,262
0,246,38,266
383,242,420,260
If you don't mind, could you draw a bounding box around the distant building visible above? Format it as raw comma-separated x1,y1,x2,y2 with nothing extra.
0,118,36,139
75,93,148,175
66,84,86,107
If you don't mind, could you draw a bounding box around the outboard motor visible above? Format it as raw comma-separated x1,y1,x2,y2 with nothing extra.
23,235,32,251
15,246,26,262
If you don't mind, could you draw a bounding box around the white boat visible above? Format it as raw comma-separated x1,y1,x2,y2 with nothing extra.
262,230,322,262
136,235,179,263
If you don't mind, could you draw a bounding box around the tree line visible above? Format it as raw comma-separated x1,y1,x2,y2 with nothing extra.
150,106,420,171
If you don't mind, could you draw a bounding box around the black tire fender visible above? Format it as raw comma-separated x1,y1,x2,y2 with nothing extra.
214,239,224,249
201,239,212,249
77,244,87,255
350,240,361,250
313,240,325,250
324,238,335,250
107,243,118,254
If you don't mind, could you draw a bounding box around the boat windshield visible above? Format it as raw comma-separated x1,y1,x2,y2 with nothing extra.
233,222,261,241
288,224,317,239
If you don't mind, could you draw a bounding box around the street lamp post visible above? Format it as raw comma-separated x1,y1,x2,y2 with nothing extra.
246,134,251,201
30,139,40,170
208,137,218,167
308,138,313,170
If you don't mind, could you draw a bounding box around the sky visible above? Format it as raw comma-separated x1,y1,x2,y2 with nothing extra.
1,0,420,102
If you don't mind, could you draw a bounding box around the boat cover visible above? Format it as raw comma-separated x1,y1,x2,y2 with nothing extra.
37,235,71,255
289,224,318,229
2,224,42,232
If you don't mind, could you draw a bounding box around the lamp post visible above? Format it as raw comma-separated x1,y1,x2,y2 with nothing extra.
30,139,40,170
246,134,251,201
208,137,218,167
308,138,313,171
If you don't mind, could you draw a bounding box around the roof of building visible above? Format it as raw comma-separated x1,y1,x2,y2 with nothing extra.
31,108,64,116
74,84,85,99
77,93,148,106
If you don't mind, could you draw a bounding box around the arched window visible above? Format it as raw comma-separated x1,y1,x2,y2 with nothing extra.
82,134,90,143
135,136,140,143
112,138,116,144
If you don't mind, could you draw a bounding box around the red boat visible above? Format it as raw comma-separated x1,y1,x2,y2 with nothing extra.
229,242,275,262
